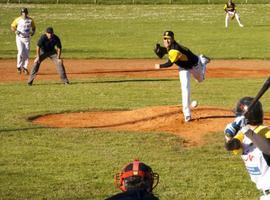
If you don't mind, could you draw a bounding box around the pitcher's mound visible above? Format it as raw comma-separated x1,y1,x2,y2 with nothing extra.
32,106,270,147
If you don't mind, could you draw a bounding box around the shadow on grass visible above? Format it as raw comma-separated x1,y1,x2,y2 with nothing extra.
0,126,48,133
24,78,175,86
76,78,175,84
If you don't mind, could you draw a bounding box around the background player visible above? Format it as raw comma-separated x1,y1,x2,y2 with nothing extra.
224,97,270,200
11,8,36,75
28,27,69,85
106,159,159,200
154,31,210,122
224,0,244,28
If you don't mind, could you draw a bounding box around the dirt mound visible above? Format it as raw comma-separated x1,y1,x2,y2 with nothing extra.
2,59,269,147
31,106,270,147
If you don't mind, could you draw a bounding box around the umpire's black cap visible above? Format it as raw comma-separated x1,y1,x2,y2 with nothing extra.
46,27,54,34
163,31,174,39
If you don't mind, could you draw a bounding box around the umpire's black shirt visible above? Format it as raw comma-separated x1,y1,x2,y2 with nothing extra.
37,34,62,54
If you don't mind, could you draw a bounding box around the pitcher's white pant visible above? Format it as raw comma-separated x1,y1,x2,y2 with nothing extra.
225,11,243,28
178,55,207,118
16,35,30,69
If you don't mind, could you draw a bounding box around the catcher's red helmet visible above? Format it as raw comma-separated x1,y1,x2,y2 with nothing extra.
114,159,159,192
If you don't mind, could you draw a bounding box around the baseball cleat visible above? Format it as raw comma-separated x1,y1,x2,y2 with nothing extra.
184,116,191,123
27,80,33,86
23,68,29,75
202,55,211,64
17,68,22,74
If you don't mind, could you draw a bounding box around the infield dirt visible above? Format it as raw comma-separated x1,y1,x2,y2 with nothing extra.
1,59,269,147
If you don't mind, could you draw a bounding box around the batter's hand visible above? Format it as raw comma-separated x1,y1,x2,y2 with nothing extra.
155,64,160,69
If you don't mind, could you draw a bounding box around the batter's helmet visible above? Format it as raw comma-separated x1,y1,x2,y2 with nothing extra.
114,159,159,192
21,8,28,15
234,96,263,125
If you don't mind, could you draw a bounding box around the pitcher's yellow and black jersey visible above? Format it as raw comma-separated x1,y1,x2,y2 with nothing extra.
224,2,236,12
160,41,199,70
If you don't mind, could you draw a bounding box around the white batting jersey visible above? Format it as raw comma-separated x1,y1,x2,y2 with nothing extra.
11,16,35,37
235,126,270,191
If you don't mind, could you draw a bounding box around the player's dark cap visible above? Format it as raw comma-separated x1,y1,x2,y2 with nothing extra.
21,8,28,14
46,27,54,34
163,31,174,39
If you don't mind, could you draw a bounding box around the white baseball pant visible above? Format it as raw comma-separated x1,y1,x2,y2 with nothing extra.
16,35,30,69
225,11,243,28
260,194,270,200
178,55,207,118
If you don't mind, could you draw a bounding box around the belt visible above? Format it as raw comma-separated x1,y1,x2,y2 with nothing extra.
19,35,30,38
260,189,270,195
17,33,30,38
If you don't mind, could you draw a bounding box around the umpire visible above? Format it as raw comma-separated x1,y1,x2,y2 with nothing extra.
28,27,69,85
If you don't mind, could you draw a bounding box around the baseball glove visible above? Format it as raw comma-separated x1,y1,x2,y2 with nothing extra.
154,43,167,58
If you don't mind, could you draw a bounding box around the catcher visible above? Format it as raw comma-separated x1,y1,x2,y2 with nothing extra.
105,159,159,200
224,97,270,199
154,31,210,122
224,0,244,28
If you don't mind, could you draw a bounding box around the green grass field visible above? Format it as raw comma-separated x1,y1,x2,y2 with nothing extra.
0,3,270,200
1,4,270,59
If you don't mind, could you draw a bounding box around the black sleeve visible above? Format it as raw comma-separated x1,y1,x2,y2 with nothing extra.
159,60,173,68
55,35,62,49
225,138,242,151
245,129,270,155
37,35,44,48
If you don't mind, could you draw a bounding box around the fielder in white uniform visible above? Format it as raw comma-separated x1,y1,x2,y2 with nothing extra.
154,31,210,122
224,0,244,28
224,97,270,200
11,8,36,75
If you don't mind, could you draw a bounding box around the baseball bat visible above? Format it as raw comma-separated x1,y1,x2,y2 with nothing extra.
245,76,270,116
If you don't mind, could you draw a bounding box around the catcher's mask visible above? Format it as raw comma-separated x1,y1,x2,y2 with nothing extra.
21,8,28,15
234,96,263,125
114,159,159,192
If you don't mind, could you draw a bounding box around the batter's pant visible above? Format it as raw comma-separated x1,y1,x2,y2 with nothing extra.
28,52,69,84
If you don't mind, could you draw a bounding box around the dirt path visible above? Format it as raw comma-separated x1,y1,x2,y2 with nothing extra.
1,59,270,82
1,59,269,147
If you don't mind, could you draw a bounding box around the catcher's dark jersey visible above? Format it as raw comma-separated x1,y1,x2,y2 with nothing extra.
224,3,236,12
160,41,198,70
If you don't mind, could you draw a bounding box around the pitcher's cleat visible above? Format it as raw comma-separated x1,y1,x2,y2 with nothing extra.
184,116,191,123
